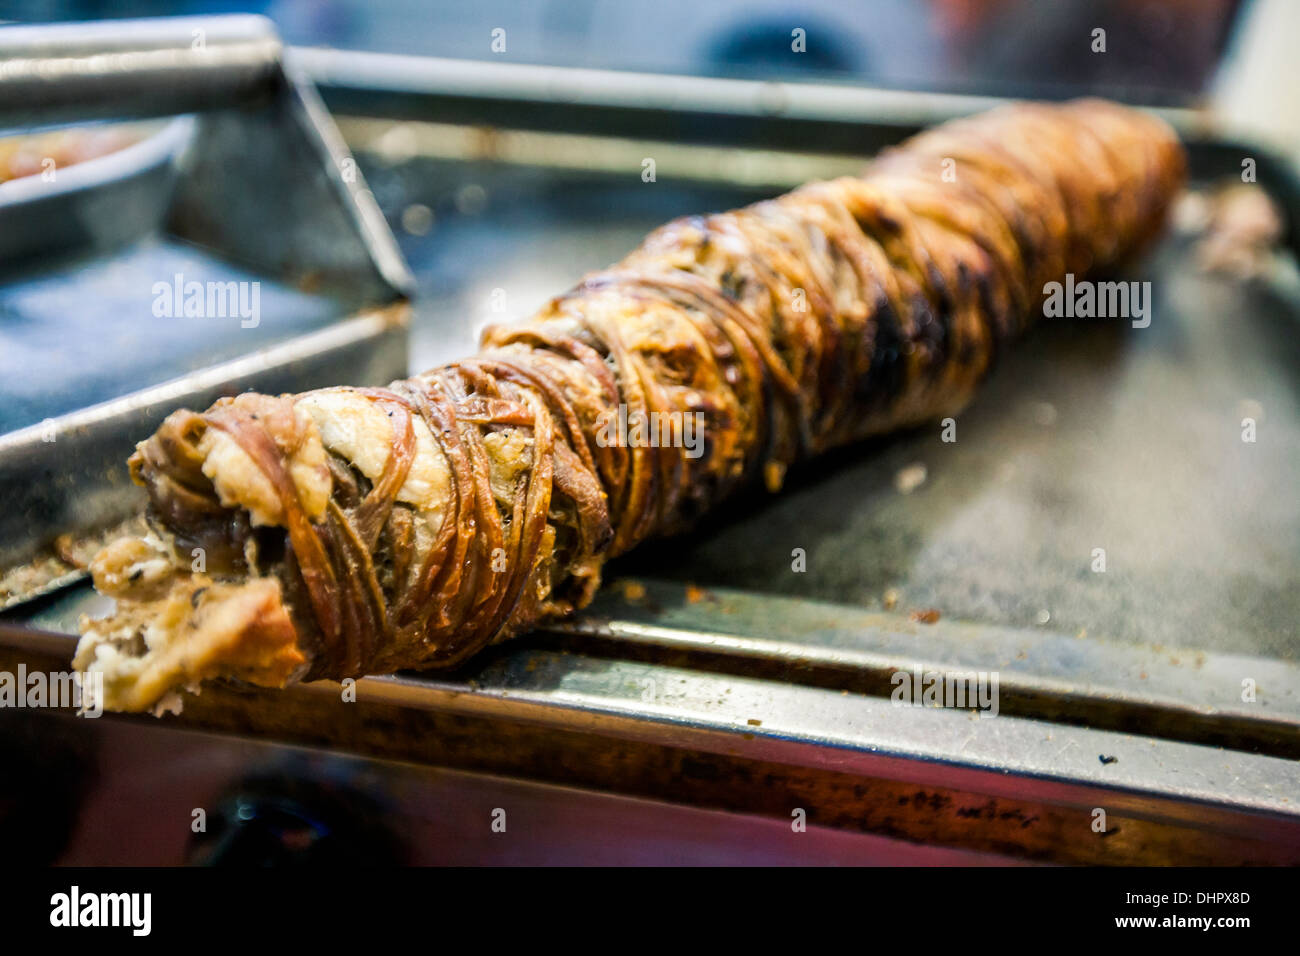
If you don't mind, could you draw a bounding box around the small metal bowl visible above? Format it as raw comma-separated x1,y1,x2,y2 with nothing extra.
0,116,196,269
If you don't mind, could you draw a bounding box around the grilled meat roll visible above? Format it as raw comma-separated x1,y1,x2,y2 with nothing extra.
74,99,1185,713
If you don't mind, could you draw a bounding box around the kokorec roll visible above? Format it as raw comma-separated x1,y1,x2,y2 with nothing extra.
74,99,1186,713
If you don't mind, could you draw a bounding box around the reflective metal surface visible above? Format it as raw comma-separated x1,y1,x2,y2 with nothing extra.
551,581,1300,756
0,17,413,595
0,15,281,128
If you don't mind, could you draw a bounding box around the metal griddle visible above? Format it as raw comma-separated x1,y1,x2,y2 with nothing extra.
3,34,1299,864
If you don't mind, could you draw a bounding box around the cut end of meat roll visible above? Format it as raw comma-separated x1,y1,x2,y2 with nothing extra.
75,99,1186,713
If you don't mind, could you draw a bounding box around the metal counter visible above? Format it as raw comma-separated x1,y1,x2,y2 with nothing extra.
2,40,1298,863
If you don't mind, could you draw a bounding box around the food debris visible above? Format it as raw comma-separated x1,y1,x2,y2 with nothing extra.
685,584,710,604
1172,190,1211,234
894,462,927,494
1237,399,1264,424
620,580,647,602
1194,184,1284,280
746,718,762,727
909,608,941,624
883,587,900,610
1,514,149,606
1030,401,1058,427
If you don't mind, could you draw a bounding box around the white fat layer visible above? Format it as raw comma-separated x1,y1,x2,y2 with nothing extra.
196,407,330,527
482,430,531,503
78,622,165,687
124,557,172,587
296,389,450,528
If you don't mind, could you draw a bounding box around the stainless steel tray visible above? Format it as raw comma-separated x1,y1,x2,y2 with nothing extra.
0,18,413,602
3,51,1297,863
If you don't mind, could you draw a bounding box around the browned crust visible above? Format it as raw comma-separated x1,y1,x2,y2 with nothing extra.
75,100,1186,713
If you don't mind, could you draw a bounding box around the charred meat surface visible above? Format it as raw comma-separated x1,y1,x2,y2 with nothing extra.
74,100,1185,713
